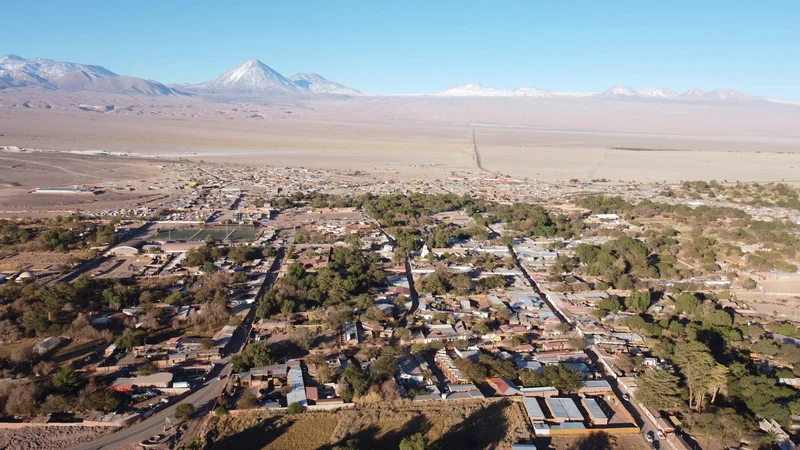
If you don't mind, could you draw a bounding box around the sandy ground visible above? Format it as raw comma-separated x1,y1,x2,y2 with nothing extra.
0,426,111,450
478,132,800,182
0,151,173,214
2,92,800,183
733,274,800,322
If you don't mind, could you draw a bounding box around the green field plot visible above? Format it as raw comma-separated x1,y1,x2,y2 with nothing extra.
152,228,259,243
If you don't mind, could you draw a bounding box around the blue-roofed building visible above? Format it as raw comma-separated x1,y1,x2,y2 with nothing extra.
562,362,591,375
515,359,543,372
511,444,538,450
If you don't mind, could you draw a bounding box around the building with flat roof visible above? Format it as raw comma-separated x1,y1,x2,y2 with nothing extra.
520,386,559,398
545,397,584,422
446,383,484,400
286,360,307,406
111,372,174,392
580,379,613,395
523,398,547,420
581,398,609,425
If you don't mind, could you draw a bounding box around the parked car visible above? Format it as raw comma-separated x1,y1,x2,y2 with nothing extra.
646,432,655,443
657,430,665,439
622,394,630,402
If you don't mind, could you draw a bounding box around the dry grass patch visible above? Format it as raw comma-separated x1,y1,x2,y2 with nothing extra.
205,411,338,450
204,399,532,450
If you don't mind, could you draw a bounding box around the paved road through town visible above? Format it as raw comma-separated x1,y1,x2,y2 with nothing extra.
68,243,286,450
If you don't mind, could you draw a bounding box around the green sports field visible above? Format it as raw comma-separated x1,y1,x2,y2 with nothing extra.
151,228,259,243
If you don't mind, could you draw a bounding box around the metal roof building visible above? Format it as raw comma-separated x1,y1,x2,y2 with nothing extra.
545,397,584,422
581,398,609,425
523,398,546,420
286,360,307,406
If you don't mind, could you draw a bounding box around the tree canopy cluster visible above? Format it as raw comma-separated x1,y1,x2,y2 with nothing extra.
451,354,584,394
419,268,508,296
257,247,387,318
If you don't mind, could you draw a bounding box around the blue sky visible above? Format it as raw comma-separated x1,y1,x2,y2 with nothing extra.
3,1,799,97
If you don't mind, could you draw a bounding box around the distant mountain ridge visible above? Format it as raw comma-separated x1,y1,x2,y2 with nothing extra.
289,72,361,95
0,54,793,105
433,81,765,103
185,59,360,96
0,55,177,95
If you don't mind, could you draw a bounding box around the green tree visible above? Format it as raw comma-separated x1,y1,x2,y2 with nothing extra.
175,403,196,420
542,364,584,394
625,290,651,312
452,358,488,383
200,337,215,350
751,339,779,356
597,297,622,313
80,389,119,411
635,369,683,411
115,330,146,350
137,362,159,376
399,433,428,450
673,341,716,410
675,293,700,315
40,283,76,322
52,365,81,395
370,355,400,381
231,342,274,372
342,365,372,396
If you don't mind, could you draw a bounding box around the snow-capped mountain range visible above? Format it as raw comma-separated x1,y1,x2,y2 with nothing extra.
0,54,793,105
290,72,361,96
434,82,765,102
0,54,176,95
185,59,360,95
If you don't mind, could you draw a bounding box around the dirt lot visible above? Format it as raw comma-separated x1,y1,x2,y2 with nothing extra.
0,426,112,450
0,251,86,273
545,433,651,450
0,150,174,216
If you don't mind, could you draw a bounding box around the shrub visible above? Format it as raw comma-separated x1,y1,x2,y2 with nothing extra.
287,402,306,414
175,403,196,420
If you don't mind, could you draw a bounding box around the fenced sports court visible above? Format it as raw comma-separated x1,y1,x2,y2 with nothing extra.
151,228,259,243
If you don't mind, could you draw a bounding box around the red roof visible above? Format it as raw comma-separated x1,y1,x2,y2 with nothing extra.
305,386,319,400
488,377,513,394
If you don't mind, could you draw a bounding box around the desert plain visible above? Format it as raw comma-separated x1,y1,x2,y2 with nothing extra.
2,91,800,186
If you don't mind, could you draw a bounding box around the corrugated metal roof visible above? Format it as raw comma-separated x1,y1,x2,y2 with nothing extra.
523,398,546,419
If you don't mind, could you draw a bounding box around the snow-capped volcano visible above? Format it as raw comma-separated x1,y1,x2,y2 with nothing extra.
639,87,677,98
0,54,176,95
435,83,515,97
290,73,360,95
194,59,298,92
599,85,640,98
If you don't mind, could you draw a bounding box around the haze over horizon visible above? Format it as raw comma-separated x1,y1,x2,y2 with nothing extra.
2,0,799,98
